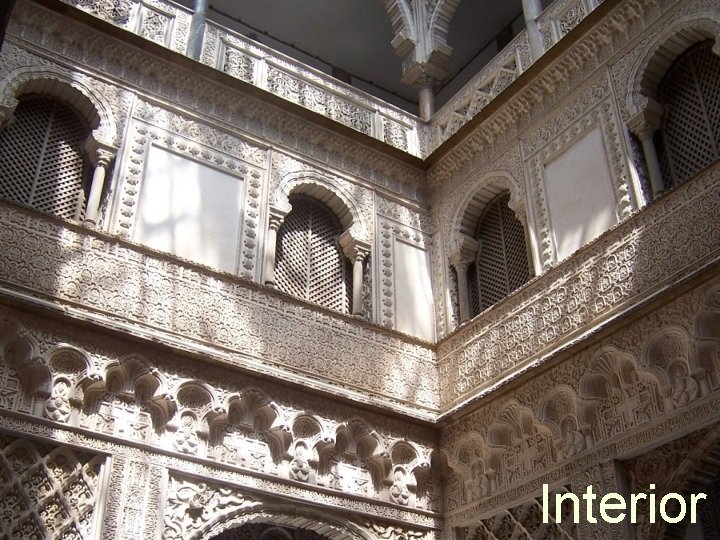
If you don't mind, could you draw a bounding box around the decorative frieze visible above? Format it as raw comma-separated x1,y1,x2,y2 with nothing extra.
437,162,720,410
440,273,720,518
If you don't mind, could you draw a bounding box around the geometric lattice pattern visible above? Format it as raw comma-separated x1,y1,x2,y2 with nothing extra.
469,191,530,316
275,195,352,313
0,96,89,220
0,435,104,539
657,41,720,190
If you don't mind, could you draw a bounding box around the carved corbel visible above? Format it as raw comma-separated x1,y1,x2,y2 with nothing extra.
628,98,665,199
448,235,479,324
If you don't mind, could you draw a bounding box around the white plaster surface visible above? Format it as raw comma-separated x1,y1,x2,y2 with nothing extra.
393,239,435,341
544,127,618,261
134,145,244,273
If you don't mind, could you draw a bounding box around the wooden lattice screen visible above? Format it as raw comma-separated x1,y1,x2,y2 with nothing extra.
275,195,352,313
0,96,89,220
657,41,720,190
469,191,530,316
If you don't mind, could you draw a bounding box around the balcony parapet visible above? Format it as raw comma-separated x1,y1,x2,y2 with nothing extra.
60,0,425,157
0,201,438,419
429,0,607,152
437,163,720,415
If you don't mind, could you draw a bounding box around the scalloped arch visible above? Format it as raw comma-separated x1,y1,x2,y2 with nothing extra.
627,14,720,115
273,172,369,243
450,171,526,243
0,66,120,147
198,506,370,540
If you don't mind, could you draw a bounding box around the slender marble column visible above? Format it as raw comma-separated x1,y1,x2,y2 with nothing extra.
187,0,209,61
84,150,115,227
522,0,544,62
262,213,284,286
629,100,665,199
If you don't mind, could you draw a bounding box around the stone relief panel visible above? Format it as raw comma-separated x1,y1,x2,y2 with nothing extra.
0,434,107,539
440,273,720,519
0,195,438,413
437,162,719,410
110,101,267,279
164,472,437,540
456,485,578,540
0,307,439,514
624,424,720,540
62,0,192,54
522,75,634,269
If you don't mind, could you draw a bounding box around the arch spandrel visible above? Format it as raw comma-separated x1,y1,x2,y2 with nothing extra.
0,66,120,149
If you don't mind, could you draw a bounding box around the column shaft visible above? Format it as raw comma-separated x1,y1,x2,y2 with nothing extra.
352,258,364,315
187,0,209,61
263,226,279,286
456,265,470,323
84,163,107,226
522,0,544,62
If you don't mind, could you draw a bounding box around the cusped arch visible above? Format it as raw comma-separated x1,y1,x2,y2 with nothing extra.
382,0,417,47
429,0,462,53
0,318,48,394
0,66,120,148
450,171,526,244
273,172,369,244
628,14,720,115
198,506,370,540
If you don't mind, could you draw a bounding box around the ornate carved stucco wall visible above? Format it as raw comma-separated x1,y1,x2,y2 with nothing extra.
0,0,719,538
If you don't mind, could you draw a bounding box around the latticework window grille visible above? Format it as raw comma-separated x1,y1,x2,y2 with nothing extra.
275,195,352,313
657,41,720,190
0,95,90,220
469,192,530,316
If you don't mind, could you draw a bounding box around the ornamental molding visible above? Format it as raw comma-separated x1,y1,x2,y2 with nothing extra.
430,0,660,179
110,113,265,279
440,274,720,520
625,9,720,118
377,217,432,329
271,166,374,247
0,307,440,514
437,161,720,411
8,1,425,199
525,95,633,269
0,414,440,529
0,53,122,148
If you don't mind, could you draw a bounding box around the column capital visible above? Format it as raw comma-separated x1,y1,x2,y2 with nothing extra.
339,231,370,262
268,207,286,231
448,234,478,272
84,138,117,167
628,98,664,139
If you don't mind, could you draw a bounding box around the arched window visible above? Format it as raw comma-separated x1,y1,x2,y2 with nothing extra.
274,195,352,313
0,95,91,220
656,41,720,190
467,191,530,316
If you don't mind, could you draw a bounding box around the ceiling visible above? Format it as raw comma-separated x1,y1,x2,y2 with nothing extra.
190,0,525,115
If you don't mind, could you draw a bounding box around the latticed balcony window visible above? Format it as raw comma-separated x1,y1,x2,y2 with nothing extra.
656,40,720,190
468,191,530,316
274,195,353,313
0,95,91,220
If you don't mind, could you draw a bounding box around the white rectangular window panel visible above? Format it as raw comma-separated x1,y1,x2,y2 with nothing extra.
393,239,435,341
543,127,618,262
134,145,244,273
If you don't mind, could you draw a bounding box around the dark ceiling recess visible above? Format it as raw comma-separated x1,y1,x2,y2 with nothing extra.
192,0,525,114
